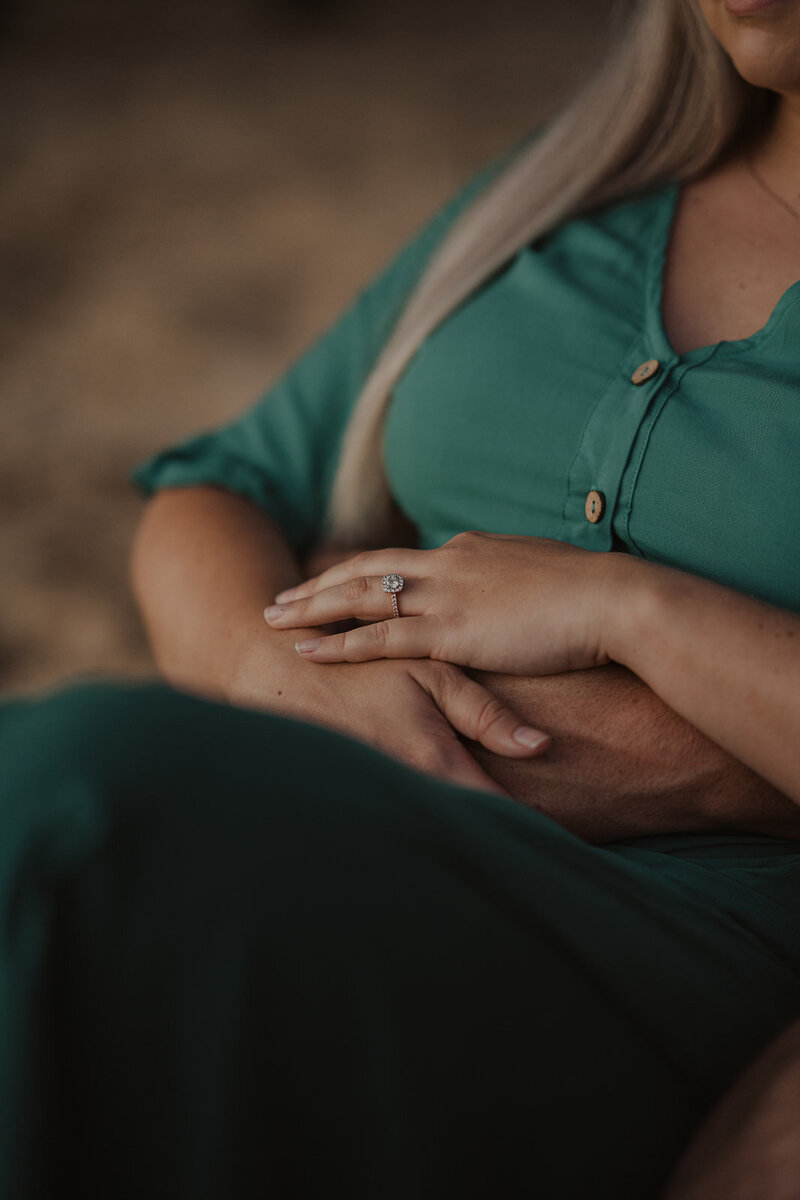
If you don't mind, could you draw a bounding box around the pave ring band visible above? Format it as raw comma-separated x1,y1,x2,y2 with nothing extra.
381,573,405,618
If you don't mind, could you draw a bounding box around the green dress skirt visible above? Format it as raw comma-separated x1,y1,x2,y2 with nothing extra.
2,681,799,1199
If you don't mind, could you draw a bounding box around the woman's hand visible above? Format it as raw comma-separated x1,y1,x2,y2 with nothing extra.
228,627,551,795
265,531,628,676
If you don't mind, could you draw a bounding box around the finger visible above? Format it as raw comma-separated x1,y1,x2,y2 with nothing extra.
300,547,363,577
403,732,509,796
420,665,551,758
423,745,511,797
266,575,430,629
273,547,426,603
294,616,439,662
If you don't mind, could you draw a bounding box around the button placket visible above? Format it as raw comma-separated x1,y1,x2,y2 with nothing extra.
560,350,672,547
617,347,718,553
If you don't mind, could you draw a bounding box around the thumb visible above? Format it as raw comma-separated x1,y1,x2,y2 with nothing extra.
422,664,551,758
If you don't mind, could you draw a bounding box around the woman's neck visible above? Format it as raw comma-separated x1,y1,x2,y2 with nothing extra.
751,93,800,203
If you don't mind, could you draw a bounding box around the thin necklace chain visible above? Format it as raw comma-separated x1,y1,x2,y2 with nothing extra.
746,156,800,222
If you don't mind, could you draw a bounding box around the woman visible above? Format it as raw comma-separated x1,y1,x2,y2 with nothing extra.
3,0,800,1196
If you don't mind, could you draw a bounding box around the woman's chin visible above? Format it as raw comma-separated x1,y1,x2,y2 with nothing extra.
700,0,800,92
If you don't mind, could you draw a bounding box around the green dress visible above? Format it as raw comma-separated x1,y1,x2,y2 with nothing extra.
2,138,800,1199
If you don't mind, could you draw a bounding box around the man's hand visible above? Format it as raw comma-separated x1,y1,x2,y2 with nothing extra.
230,629,550,796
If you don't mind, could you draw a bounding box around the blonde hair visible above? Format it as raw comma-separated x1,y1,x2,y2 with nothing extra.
324,0,776,548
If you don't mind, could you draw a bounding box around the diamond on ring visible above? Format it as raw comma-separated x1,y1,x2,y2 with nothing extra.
381,573,404,619
381,574,404,594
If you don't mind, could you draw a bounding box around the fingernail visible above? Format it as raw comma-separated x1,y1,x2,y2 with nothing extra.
275,588,297,603
264,605,286,622
295,638,321,654
512,726,550,751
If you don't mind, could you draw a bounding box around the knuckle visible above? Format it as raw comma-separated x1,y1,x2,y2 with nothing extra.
410,742,451,776
417,658,457,688
425,611,449,649
446,529,479,548
351,550,372,573
473,695,509,740
436,660,462,685
370,620,390,648
290,599,310,621
346,576,371,602
409,747,439,774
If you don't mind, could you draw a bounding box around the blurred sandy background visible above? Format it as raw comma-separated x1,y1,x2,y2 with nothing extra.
0,0,619,695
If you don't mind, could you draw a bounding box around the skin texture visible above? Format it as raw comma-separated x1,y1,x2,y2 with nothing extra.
274,532,800,839
464,665,798,843
660,145,800,356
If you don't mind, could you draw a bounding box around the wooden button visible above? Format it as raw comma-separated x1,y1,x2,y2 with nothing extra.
585,489,605,524
630,358,660,385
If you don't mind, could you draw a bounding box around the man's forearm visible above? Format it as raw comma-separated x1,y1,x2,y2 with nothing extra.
467,664,800,842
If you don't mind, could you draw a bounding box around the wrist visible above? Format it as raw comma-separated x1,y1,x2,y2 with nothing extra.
600,553,667,672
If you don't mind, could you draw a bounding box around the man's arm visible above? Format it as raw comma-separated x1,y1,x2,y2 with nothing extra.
466,664,800,843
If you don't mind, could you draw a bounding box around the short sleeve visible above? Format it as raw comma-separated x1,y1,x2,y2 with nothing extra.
131,135,533,554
